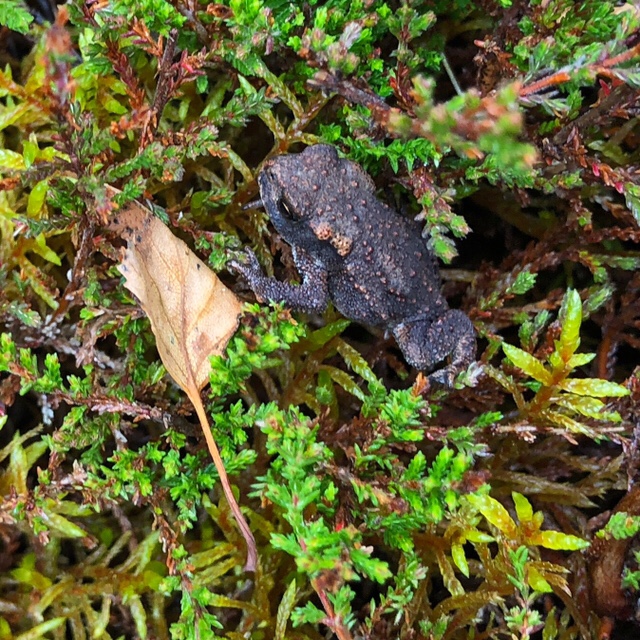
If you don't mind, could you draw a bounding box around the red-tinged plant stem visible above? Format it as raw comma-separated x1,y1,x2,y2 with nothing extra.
311,577,354,640
520,72,572,97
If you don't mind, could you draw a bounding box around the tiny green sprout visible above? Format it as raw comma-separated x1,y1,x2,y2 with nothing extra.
506,270,537,296
291,601,326,627
465,491,588,612
499,288,629,438
208,302,304,399
419,614,451,639
469,491,589,552
622,551,640,591
472,411,503,428
0,1,34,34
625,184,640,225
597,511,640,541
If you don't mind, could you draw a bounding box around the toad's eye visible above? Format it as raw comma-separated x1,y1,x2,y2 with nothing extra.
278,195,298,220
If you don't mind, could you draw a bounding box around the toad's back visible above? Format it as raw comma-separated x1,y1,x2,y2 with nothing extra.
263,146,448,328
321,189,448,328
233,144,476,384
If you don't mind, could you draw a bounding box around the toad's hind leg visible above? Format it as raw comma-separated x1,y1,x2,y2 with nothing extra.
392,310,476,385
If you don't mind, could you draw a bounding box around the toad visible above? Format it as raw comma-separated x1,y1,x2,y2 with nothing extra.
230,144,475,385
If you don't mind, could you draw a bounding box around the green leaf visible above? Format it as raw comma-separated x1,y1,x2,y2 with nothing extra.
0,148,25,170
14,618,66,640
566,353,595,368
27,180,49,217
554,395,620,422
275,580,298,640
502,343,552,385
32,233,62,265
23,137,38,167
322,365,366,401
451,543,469,578
0,0,34,35
624,183,640,225
352,549,392,583
544,411,601,439
506,269,537,295
465,529,495,544
556,289,582,361
467,494,517,537
38,507,86,539
127,594,148,640
532,530,590,551
598,512,640,540
292,601,328,626
557,378,629,398
527,566,553,593
306,319,350,349
336,340,380,386
512,492,533,523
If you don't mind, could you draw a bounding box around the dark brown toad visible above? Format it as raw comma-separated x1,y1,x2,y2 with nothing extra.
230,144,476,384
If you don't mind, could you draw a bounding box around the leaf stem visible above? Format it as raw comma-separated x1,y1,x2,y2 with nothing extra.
191,391,258,572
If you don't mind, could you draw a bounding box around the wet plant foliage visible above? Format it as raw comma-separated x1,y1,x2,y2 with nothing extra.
0,1,640,638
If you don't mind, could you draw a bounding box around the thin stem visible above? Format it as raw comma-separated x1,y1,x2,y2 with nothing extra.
311,577,354,640
191,391,258,572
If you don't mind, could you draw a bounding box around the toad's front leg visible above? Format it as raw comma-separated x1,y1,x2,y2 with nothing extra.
229,246,330,314
392,310,476,385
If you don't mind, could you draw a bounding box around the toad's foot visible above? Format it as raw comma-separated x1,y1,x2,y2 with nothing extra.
393,309,476,386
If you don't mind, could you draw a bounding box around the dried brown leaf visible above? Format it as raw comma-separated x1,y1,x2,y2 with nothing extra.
112,202,241,388
110,190,257,571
